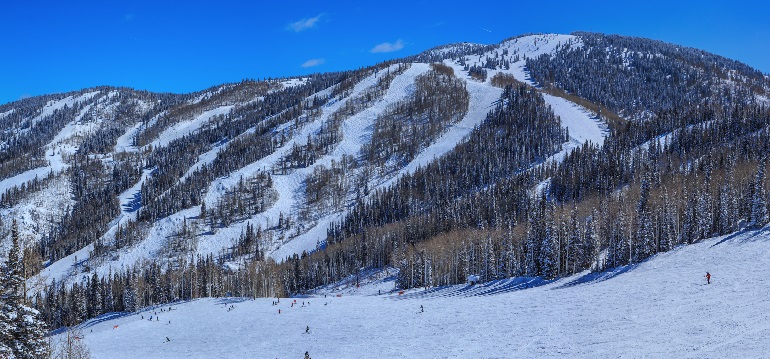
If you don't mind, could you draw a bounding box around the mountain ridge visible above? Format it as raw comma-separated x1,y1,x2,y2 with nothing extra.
0,32,769,337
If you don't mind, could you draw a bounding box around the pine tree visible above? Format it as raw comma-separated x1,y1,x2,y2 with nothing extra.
585,211,601,271
1,220,49,358
88,272,102,318
695,179,713,240
0,265,15,358
538,199,558,279
750,161,767,228
660,188,677,252
613,209,630,266
123,275,136,312
566,205,582,274
481,235,496,281
524,197,540,276
635,174,655,262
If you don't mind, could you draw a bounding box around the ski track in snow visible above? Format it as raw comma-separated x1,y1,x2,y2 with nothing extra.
0,93,101,195
149,105,234,150
222,63,431,261
63,105,239,279
54,64,428,278
377,61,503,190
61,230,770,358
478,35,608,182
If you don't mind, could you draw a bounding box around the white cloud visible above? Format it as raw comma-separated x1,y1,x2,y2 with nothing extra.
301,58,325,68
288,14,322,32
370,40,405,54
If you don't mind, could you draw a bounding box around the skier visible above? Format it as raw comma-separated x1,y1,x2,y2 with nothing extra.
305,351,311,359
305,325,310,334
420,305,424,313
706,272,711,284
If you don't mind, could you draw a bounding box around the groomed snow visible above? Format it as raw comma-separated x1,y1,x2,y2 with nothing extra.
376,60,503,190
196,63,430,261
62,228,770,358
0,98,99,195
148,106,234,150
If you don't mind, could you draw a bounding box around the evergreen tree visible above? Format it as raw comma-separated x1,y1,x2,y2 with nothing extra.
1,220,49,358
566,205,582,274
635,174,655,262
123,275,137,312
0,265,15,358
585,211,601,271
524,196,541,276
660,188,677,252
750,161,767,228
538,199,558,279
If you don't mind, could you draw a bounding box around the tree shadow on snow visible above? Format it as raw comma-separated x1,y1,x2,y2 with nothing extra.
391,277,551,300
49,311,136,336
552,264,639,290
213,297,252,305
710,226,770,248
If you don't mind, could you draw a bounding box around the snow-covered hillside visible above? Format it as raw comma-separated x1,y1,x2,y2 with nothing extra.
3,30,770,359
25,33,612,291
59,228,770,358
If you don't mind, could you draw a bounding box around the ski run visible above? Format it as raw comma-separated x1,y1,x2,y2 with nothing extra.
57,228,770,358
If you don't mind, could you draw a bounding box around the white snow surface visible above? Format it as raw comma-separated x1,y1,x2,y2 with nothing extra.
378,60,503,190
24,91,100,128
62,229,770,358
205,64,432,261
148,105,234,150
0,100,99,195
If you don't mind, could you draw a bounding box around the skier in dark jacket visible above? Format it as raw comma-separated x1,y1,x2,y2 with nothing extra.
706,272,711,284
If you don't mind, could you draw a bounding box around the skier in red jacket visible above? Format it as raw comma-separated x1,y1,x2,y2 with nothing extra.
705,272,711,284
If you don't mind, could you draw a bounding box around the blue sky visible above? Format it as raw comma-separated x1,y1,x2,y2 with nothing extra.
2,0,768,105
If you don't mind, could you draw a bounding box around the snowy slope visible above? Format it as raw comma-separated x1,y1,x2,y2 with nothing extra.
148,105,234,150
223,63,431,261
537,94,609,165
29,34,615,288
377,61,503,190
0,94,101,195
60,228,770,358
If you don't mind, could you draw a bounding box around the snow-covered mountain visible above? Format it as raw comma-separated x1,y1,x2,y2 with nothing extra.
1,32,770,357
1,34,612,289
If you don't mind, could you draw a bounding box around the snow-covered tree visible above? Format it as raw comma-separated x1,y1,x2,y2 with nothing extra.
1,220,49,359
635,174,655,262
750,161,767,228
538,200,558,279
123,275,137,313
565,205,583,274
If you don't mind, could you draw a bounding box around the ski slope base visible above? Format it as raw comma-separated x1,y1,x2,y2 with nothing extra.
60,228,770,358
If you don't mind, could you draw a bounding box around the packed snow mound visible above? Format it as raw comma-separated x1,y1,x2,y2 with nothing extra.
59,228,770,358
